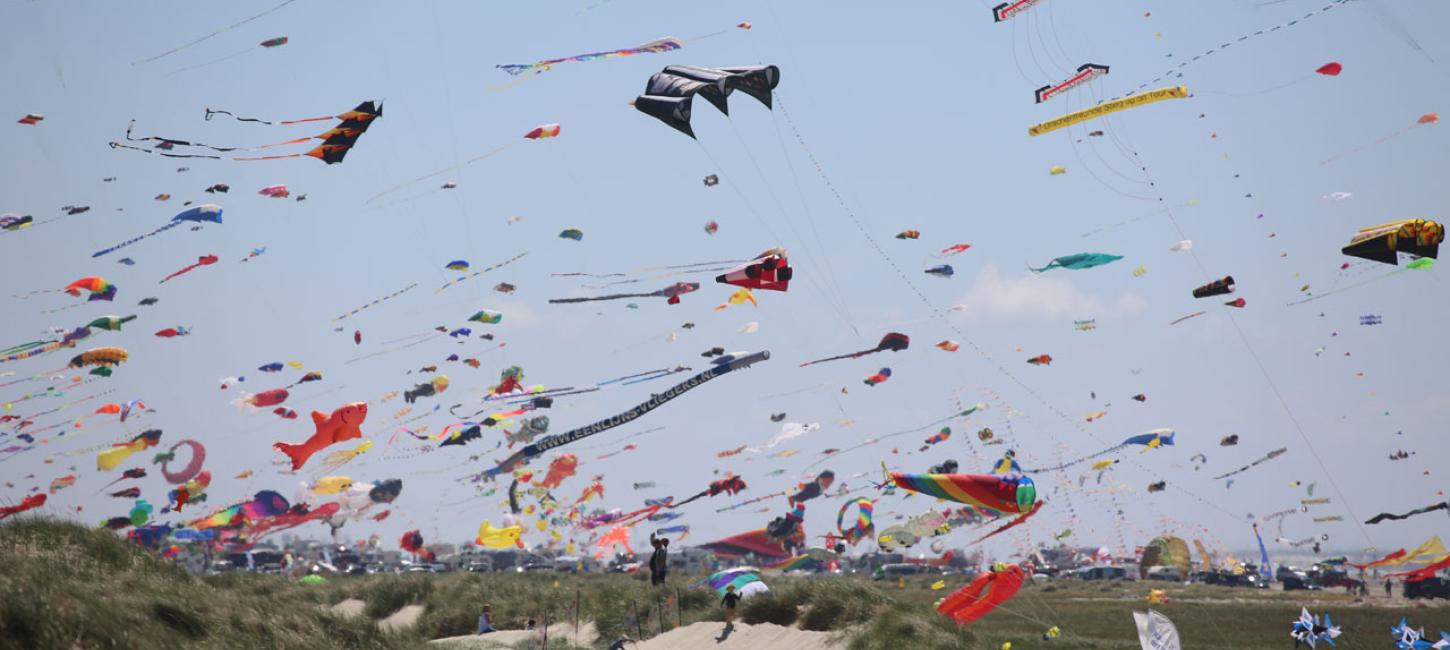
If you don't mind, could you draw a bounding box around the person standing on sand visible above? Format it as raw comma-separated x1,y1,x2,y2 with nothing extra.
1385,578,1393,598
722,584,742,625
649,532,669,586
478,604,496,635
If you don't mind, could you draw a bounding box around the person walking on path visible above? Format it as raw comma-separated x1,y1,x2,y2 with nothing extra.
722,585,742,626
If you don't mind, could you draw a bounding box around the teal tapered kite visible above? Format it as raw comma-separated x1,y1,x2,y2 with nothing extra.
1030,253,1122,273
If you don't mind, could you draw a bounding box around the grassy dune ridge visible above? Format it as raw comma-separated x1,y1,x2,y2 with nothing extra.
2,520,1443,649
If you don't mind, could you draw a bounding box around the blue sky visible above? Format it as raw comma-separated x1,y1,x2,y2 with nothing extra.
1,0,1447,562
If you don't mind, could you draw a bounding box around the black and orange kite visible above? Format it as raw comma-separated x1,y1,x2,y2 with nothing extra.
109,101,382,164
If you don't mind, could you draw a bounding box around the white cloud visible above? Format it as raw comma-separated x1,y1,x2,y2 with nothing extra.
956,264,1147,321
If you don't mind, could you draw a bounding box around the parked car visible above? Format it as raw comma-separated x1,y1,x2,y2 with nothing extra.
1281,574,1321,591
1078,566,1130,581
1145,566,1184,582
872,563,931,580
1404,577,1450,600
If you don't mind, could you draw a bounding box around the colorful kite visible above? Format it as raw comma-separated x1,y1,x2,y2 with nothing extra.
1030,253,1122,272
936,564,1026,625
273,403,368,471
717,250,792,292
160,254,219,283
1036,64,1110,103
1341,219,1442,265
498,37,683,76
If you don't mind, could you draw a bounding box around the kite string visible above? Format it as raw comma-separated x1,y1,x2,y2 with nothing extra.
133,0,300,65
1121,145,1376,547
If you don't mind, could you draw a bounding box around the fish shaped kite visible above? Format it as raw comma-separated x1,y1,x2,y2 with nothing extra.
273,403,368,471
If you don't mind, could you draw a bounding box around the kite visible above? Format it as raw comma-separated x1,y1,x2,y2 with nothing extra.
160,254,219,283
896,230,921,240
91,204,223,258
1316,62,1343,76
435,251,528,294
477,351,770,479
549,281,699,306
1170,311,1207,325
1074,320,1096,331
836,497,875,545
715,288,757,311
159,440,206,484
924,265,954,278
671,475,748,508
1029,86,1189,136
446,260,469,271
1035,64,1110,103
1026,354,1052,366
1193,276,1236,298
1024,430,1174,472
1225,298,1246,308
273,402,368,471
1322,112,1439,166
1391,617,1450,650
258,184,289,198
63,277,118,302
235,388,289,409
98,430,163,471
114,102,382,164
863,368,892,386
87,315,136,331
17,113,43,125
261,36,288,48
469,310,503,324
205,184,230,193
1169,240,1193,252
476,520,524,549
69,347,129,368
1365,501,1449,524
404,376,450,404
109,488,142,499
936,564,1026,626
936,340,960,352
1049,165,1066,175
1,214,34,231
800,332,908,367
1362,314,1383,326
717,250,792,292
523,123,561,140
890,472,1036,514
1030,253,1122,272
992,0,1041,22
635,64,780,138
559,229,584,241
1341,219,1442,265
498,37,683,77
1213,447,1288,480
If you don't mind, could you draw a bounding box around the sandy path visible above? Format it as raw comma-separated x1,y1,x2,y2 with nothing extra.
630,621,847,650
327,598,366,620
431,622,598,648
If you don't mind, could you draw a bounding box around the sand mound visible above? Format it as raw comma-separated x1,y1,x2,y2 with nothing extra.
380,604,426,632
431,622,598,648
327,598,366,620
630,621,847,650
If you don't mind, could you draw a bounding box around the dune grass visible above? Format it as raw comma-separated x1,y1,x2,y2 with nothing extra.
4,519,1443,649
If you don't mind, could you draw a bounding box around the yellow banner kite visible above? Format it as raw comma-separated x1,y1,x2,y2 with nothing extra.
1028,86,1190,136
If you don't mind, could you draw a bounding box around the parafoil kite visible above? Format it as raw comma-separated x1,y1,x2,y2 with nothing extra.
936,564,1025,625
559,229,584,241
1341,219,1442,265
92,204,223,258
717,250,792,292
1028,86,1189,136
1030,253,1122,273
635,64,780,138
273,403,368,471
800,332,908,367
992,0,1041,22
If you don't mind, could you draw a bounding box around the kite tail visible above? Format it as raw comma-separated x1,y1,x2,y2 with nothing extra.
92,222,181,258
204,108,274,125
973,501,1044,543
799,352,857,368
271,441,310,471
124,120,243,153
109,141,223,160
548,292,652,304
668,492,709,509
1027,261,1058,274
234,153,303,162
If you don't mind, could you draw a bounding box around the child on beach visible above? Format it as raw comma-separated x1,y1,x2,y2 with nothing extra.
721,585,742,625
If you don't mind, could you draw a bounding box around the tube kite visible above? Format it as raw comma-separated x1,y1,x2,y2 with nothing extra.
800,332,909,367
936,564,1026,625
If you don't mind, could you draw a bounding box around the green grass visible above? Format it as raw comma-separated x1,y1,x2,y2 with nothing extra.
3,519,1442,649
